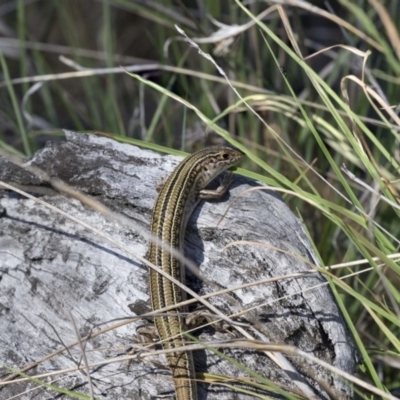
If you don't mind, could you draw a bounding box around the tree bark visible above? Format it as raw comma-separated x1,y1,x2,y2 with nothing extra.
0,131,358,399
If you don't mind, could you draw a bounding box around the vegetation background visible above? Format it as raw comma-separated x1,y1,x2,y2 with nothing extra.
1,0,400,398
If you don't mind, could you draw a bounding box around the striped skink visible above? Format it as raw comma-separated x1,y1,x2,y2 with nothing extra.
148,145,244,400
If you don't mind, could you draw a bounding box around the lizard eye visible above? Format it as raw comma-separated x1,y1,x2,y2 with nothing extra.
222,153,229,159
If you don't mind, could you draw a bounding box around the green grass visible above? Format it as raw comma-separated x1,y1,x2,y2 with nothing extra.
1,0,400,398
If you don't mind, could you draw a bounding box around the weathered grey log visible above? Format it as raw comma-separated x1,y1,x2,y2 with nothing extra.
0,131,358,399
